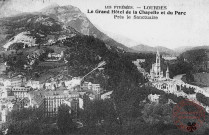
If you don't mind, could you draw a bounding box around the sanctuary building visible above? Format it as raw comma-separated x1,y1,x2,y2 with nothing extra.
150,50,169,81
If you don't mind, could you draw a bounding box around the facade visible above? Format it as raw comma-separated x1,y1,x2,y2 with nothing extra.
44,91,79,117
1,76,26,87
92,84,101,99
162,55,177,61
81,82,101,100
47,51,64,61
11,87,31,98
26,80,41,89
150,50,169,81
148,94,160,103
28,90,79,117
152,80,181,94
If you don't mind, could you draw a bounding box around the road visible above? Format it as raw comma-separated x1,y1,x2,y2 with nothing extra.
173,74,185,81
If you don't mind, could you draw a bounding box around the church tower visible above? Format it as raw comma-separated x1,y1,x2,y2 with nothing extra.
156,50,161,77
150,64,154,80
166,66,170,79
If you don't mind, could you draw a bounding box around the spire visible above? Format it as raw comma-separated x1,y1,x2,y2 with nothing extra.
166,66,170,79
157,48,160,56
156,48,160,66
166,66,169,72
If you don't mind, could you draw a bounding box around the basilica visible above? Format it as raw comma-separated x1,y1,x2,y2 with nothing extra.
150,50,169,81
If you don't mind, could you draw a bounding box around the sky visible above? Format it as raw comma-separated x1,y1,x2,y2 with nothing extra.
0,0,209,49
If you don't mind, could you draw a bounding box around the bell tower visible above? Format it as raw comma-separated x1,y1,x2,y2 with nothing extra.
166,66,170,79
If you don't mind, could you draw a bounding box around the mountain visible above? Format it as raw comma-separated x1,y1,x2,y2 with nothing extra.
131,44,154,53
188,45,209,50
0,13,79,51
104,32,140,48
174,46,193,54
40,5,133,52
0,11,142,88
174,45,209,56
155,46,177,56
180,47,209,62
131,44,177,56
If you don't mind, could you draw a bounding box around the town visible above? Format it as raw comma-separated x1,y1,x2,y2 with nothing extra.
0,59,107,123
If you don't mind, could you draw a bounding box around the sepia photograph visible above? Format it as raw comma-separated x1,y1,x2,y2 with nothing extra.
0,0,209,134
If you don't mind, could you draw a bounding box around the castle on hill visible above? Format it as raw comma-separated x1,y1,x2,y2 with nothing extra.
150,50,169,81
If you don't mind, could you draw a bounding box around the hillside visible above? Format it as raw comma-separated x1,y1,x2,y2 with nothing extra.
174,46,193,54
40,5,133,52
180,48,209,64
0,13,80,51
0,12,143,92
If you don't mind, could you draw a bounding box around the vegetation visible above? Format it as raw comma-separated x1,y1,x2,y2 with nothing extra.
1,105,77,135
1,107,43,135
2,11,209,135
169,57,194,78
181,86,196,94
57,104,76,134
196,93,209,106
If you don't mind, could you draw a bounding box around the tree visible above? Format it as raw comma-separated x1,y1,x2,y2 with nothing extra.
57,104,76,134
182,86,195,94
185,71,194,82
2,108,42,135
196,93,209,106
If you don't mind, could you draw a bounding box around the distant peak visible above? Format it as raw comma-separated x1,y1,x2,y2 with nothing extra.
41,4,82,13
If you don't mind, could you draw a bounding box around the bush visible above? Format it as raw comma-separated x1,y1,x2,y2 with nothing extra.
166,94,184,103
182,86,195,94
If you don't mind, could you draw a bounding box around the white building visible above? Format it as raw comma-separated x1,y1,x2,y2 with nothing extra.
26,80,41,89
11,87,31,98
148,94,160,103
47,51,64,61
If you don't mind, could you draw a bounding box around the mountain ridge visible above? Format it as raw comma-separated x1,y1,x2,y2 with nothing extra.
40,5,134,52
131,44,177,56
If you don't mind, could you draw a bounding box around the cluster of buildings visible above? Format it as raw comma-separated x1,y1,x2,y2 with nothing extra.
144,51,209,113
162,55,177,61
149,50,170,82
0,74,103,122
